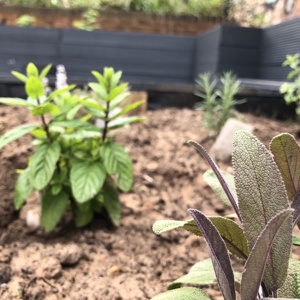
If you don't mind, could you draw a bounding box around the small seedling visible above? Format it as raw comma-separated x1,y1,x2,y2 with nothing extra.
194,71,244,136
152,131,300,300
0,63,144,231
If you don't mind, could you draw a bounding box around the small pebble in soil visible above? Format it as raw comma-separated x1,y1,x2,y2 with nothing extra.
55,244,83,266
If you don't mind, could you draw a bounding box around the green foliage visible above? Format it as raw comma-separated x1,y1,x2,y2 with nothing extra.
4,0,225,18
72,8,100,31
152,131,300,300
280,54,300,119
194,71,244,136
0,62,144,232
15,14,36,27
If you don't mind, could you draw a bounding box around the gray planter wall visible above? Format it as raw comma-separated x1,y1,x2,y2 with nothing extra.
259,17,300,81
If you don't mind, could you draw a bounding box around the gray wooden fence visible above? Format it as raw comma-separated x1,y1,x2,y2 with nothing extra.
1,17,300,94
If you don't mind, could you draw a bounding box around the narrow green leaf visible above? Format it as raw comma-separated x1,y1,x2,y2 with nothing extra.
0,98,35,107
100,143,133,192
189,209,236,300
30,128,47,139
41,188,69,232
30,142,61,190
31,103,57,116
111,70,122,89
79,98,105,111
25,76,44,98
109,92,130,110
50,119,100,131
109,101,144,120
39,64,52,80
108,116,145,130
168,259,217,290
0,124,39,149
278,258,300,298
11,71,28,83
153,217,249,259
70,160,106,203
150,287,211,300
108,83,128,101
46,84,76,102
101,183,121,226
270,133,300,202
14,169,34,209
241,209,293,300
26,63,39,77
233,130,291,290
203,170,236,207
88,82,108,100
91,70,106,87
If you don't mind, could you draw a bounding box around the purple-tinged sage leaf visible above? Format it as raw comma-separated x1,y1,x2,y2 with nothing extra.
241,209,293,300
188,141,241,221
270,133,300,202
291,189,300,227
233,131,291,291
188,209,235,300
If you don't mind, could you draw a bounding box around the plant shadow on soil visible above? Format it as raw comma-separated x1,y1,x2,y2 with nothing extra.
0,105,300,300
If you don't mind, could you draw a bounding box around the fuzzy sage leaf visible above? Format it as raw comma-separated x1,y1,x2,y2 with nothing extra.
241,209,293,300
270,133,300,202
233,130,291,291
188,209,235,300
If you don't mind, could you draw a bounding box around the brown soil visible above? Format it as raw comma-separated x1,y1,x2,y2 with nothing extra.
0,106,299,300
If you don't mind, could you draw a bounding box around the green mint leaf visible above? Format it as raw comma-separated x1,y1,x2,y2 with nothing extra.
25,76,44,98
14,169,34,210
32,103,57,116
101,183,121,226
0,124,39,150
70,160,106,203
108,116,146,130
100,143,133,192
41,188,69,232
88,82,108,101
30,142,61,190
11,71,28,83
109,101,144,120
74,202,94,227
26,62,39,77
39,64,52,80
0,97,35,107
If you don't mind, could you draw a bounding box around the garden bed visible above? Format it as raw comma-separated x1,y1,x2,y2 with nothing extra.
0,105,300,300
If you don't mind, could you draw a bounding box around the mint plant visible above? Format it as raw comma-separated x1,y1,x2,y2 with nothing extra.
152,131,300,300
280,53,300,119
0,63,144,232
195,71,244,136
